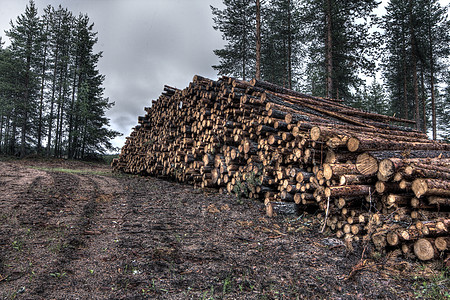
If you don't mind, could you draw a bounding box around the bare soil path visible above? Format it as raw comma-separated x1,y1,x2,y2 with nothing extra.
0,159,448,299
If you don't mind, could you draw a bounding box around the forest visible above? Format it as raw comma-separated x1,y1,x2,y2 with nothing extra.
211,0,450,141
0,0,448,159
0,1,120,159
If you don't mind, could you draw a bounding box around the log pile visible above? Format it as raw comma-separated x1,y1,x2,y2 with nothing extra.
112,75,450,262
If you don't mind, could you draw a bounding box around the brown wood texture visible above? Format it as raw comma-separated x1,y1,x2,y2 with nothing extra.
113,75,450,262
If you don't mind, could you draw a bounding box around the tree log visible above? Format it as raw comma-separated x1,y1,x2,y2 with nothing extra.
412,178,450,198
414,238,438,261
324,185,372,198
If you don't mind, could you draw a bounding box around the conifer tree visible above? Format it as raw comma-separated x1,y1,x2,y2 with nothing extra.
262,0,302,89
1,1,120,158
437,72,450,142
421,0,450,139
5,0,41,156
211,0,257,80
383,0,449,135
300,0,379,101
382,0,412,120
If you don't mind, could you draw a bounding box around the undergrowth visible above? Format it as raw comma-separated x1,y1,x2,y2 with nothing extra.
412,267,450,299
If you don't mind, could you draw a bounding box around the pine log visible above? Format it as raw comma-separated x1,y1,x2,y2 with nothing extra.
347,136,450,153
435,237,450,251
414,238,438,261
412,178,450,198
324,185,372,198
428,196,450,206
339,174,374,185
356,153,378,176
323,163,358,180
375,181,403,194
404,164,450,180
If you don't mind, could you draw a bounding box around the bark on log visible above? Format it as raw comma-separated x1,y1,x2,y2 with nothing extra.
115,74,450,262
324,185,372,198
412,178,450,198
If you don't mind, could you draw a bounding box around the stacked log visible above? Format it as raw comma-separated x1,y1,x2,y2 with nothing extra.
113,75,450,262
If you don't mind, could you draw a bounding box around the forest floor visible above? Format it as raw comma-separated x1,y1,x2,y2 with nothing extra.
0,158,448,299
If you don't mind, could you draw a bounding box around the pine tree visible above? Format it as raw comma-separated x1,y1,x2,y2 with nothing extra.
211,0,256,80
353,77,389,116
300,0,379,101
255,0,261,80
437,72,450,142
35,5,51,154
421,0,450,139
5,0,41,156
383,0,449,134
382,0,413,120
0,45,23,154
68,14,120,158
262,0,302,89
1,1,120,158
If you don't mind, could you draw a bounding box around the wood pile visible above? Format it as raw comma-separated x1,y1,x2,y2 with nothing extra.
112,75,450,262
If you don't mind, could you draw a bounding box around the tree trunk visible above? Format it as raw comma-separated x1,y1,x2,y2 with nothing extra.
409,0,420,131
402,30,408,120
428,12,436,140
287,0,292,89
255,0,261,80
37,20,49,154
325,0,333,99
47,22,60,157
21,35,33,158
420,66,426,133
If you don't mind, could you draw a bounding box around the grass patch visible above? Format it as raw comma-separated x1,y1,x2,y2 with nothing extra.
412,267,450,299
102,154,119,165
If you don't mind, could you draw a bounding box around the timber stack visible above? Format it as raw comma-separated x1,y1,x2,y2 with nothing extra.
112,75,450,262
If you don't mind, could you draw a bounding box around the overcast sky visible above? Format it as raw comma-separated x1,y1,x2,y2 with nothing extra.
1,0,449,150
0,0,225,150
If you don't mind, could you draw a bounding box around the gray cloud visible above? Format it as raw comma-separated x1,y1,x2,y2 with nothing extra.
1,0,225,150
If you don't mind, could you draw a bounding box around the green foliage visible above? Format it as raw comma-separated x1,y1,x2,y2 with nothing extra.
261,0,304,89
11,240,23,251
382,0,450,135
222,274,233,296
102,154,119,165
50,272,66,279
352,77,390,116
233,179,248,201
0,0,121,159
232,170,262,202
300,0,380,101
211,0,257,80
412,267,450,299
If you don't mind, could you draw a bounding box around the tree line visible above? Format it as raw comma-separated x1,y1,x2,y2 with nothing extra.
0,1,120,158
211,0,450,141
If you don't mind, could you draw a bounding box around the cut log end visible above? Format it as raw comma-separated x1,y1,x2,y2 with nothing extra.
414,238,435,261
386,232,399,246
435,237,448,251
379,159,395,179
356,153,378,176
347,137,360,152
412,179,427,198
310,126,321,141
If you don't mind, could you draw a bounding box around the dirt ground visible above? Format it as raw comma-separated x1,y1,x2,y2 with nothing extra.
0,158,448,299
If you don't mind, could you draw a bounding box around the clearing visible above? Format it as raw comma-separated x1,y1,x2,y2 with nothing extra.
0,158,448,299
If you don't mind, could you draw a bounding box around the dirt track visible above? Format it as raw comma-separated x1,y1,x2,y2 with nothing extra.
0,159,447,299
